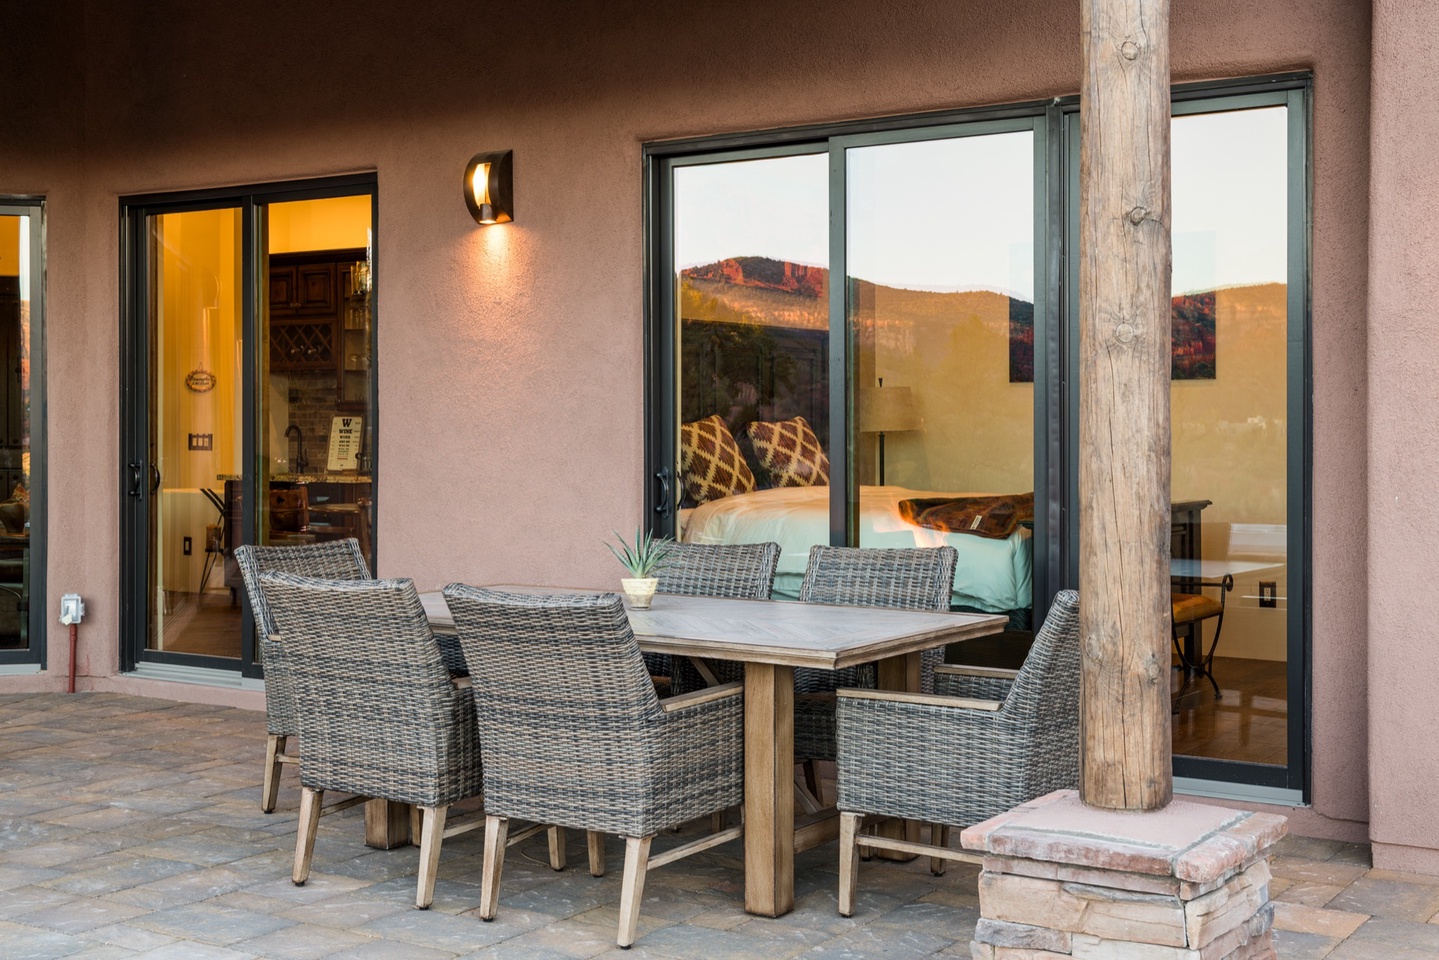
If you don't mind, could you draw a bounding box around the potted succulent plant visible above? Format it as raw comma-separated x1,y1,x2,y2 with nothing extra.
605,528,673,610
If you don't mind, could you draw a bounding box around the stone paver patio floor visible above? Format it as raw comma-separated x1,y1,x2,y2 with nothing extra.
0,692,1429,959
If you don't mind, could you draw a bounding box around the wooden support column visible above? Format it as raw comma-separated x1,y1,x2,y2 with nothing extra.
1078,0,1174,811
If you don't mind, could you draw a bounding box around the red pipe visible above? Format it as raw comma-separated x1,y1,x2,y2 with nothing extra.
68,623,77,693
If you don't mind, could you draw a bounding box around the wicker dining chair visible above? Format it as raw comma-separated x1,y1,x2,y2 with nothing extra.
657,541,781,694
833,589,1081,916
441,583,745,949
258,572,485,910
792,544,958,771
234,538,371,813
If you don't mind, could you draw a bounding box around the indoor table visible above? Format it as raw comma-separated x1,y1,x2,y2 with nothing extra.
418,586,1006,918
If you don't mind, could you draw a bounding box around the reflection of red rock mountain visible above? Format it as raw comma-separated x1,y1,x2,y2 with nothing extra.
682,257,827,299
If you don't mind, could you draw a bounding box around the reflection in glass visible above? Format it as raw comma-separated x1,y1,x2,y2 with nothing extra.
846,132,1036,626
1169,106,1290,765
0,215,33,652
146,208,244,657
672,155,831,599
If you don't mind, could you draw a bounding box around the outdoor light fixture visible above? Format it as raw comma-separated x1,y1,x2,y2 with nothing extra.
463,150,514,224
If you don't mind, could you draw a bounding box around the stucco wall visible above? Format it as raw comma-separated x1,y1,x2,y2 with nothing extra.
1366,0,1439,873
0,0,1373,836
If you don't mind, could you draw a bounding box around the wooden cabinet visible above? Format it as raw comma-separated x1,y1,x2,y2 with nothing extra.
269,249,367,376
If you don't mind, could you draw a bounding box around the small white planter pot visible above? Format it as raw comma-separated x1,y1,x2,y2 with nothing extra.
620,577,659,610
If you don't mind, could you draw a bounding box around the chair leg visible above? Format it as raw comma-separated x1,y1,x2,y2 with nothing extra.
548,826,568,871
617,835,654,949
929,823,950,876
479,815,509,921
415,805,448,910
710,807,727,833
803,760,824,807
587,830,606,877
262,735,286,813
838,812,863,917
293,786,323,885
410,805,423,845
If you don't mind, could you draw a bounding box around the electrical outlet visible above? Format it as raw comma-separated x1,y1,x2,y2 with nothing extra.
188,433,213,451
1259,581,1277,608
183,536,192,556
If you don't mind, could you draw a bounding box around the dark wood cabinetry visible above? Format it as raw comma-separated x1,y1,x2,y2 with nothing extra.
268,250,370,398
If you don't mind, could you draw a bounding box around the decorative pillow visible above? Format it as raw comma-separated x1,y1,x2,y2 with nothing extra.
747,416,830,487
679,415,756,505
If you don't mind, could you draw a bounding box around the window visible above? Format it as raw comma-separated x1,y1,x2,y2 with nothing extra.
648,77,1310,796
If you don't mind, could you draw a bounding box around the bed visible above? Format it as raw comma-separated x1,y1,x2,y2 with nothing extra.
679,485,1032,614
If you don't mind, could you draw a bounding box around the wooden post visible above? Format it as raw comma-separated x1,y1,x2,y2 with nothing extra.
1078,0,1174,811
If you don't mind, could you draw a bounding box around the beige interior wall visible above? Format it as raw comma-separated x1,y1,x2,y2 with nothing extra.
0,0,1375,835
268,195,369,254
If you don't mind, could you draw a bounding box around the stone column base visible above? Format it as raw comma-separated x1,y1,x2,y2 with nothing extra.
960,790,1287,960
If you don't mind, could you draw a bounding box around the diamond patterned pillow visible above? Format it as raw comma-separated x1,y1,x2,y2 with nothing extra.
747,416,830,487
680,415,756,504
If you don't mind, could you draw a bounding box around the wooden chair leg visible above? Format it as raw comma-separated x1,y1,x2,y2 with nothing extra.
929,823,950,876
803,760,824,807
838,812,862,917
548,826,568,871
410,805,423,846
479,815,509,921
415,805,448,909
617,835,654,948
262,734,286,813
587,830,606,877
293,786,323,885
710,807,727,833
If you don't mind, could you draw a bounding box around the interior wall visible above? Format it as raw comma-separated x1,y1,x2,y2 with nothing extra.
0,0,1373,835
0,217,19,276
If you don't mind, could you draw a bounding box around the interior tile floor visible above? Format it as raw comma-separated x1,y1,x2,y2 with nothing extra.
0,691,1422,960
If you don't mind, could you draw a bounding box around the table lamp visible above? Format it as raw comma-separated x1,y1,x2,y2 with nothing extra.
858,378,920,485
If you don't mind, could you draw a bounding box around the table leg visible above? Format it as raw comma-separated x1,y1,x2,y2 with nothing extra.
364,799,413,849
873,651,922,859
744,661,794,917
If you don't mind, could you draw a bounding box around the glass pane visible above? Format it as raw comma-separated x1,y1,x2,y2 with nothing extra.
147,208,244,657
672,155,830,599
260,196,374,570
0,215,34,653
1169,106,1290,765
846,132,1036,636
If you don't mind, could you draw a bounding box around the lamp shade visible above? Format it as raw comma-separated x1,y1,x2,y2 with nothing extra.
463,150,514,224
858,384,920,433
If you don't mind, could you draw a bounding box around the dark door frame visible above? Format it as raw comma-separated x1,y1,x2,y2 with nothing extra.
119,174,379,678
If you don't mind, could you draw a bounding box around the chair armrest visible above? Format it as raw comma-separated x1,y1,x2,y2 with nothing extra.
934,663,1019,680
661,681,743,713
837,687,1003,712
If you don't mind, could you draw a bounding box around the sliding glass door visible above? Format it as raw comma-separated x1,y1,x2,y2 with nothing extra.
651,116,1049,642
121,177,377,676
0,202,45,666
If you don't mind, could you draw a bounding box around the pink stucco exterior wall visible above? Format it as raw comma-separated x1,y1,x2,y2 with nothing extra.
0,0,1378,843
1366,0,1439,873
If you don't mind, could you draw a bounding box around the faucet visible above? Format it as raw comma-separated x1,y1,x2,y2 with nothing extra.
284,424,308,475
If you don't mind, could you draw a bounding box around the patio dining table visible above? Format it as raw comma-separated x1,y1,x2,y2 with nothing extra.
415,586,1007,918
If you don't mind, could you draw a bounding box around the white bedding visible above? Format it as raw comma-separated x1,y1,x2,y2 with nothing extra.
680,485,1032,613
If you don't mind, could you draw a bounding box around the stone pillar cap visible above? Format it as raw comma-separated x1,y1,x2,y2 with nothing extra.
960,789,1288,884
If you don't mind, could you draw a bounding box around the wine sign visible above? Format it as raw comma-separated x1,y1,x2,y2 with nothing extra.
327,416,363,471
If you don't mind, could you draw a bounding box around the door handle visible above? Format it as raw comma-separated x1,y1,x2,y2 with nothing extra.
150,463,162,494
128,461,142,497
654,467,672,518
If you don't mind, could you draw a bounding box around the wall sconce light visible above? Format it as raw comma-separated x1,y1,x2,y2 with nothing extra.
463,150,514,225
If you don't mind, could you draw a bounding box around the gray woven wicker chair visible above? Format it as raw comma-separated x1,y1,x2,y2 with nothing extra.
234,538,371,813
657,541,780,694
793,544,958,773
833,589,1081,916
258,572,485,910
441,583,745,949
